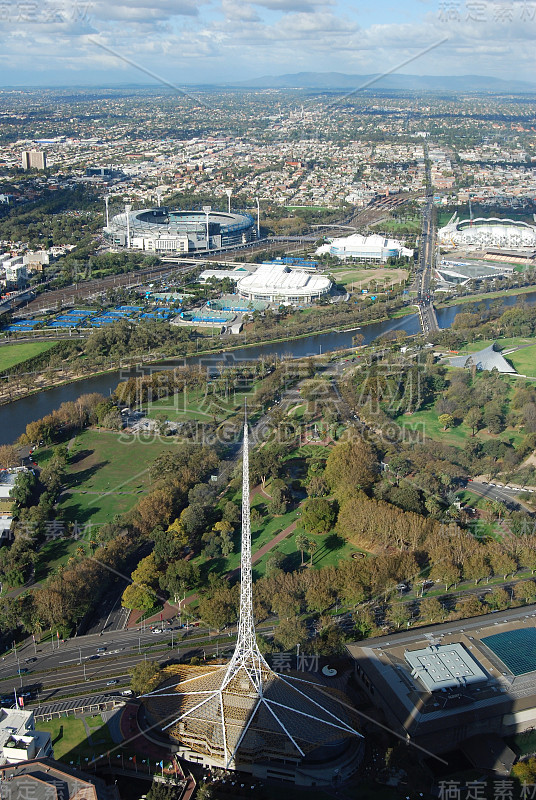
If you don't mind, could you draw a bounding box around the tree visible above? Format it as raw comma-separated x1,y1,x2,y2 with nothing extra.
386,602,411,629
121,583,156,612
212,520,234,557
486,587,510,611
306,537,318,567
274,618,307,650
419,597,446,623
10,470,39,509
438,413,454,431
160,560,199,603
301,498,336,536
430,560,461,591
464,407,482,436
130,660,161,695
295,533,309,567
324,436,378,497
131,554,159,589
198,585,238,629
0,445,19,469
513,580,536,604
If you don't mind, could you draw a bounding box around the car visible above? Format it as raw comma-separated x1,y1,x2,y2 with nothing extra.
151,628,163,634
25,657,37,663
97,647,106,653
18,667,28,674
121,689,133,696
106,679,118,686
89,655,100,660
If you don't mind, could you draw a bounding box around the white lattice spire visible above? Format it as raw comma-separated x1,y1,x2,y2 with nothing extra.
222,402,270,689
142,401,363,770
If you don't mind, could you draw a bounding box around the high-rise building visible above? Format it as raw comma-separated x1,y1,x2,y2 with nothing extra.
21,150,47,170
143,410,364,786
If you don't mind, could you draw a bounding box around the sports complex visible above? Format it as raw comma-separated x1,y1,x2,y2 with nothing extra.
438,216,536,249
105,207,257,253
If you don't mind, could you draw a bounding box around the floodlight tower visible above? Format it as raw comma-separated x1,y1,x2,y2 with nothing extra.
156,188,163,208
104,195,110,228
225,188,232,214
125,204,132,248
255,197,260,238
203,205,211,251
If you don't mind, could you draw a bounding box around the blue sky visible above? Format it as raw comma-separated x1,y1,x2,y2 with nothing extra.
1,0,535,86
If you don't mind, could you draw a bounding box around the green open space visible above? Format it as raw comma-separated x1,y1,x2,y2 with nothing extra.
399,404,524,449
55,429,179,526
254,524,355,576
453,336,536,355
0,341,58,373
36,715,115,762
145,380,262,423
34,536,89,583
328,266,408,289
506,344,536,377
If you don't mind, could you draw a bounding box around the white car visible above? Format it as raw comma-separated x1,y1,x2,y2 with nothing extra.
152,628,163,634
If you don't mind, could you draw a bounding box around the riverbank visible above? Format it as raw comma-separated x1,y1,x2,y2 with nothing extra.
436,283,536,308
0,305,417,407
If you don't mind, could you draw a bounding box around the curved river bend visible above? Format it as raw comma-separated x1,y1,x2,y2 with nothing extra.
2,291,535,445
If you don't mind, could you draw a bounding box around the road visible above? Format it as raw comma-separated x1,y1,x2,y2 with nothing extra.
0,623,244,705
468,479,534,510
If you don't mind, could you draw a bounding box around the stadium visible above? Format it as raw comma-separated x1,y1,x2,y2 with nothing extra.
438,216,536,250
236,263,332,305
104,207,256,253
316,233,413,263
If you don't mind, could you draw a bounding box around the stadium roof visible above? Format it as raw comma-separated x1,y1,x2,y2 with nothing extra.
237,264,331,297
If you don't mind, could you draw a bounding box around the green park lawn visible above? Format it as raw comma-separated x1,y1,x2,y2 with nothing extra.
454,336,536,355
36,715,115,762
506,344,536,377
0,341,58,372
400,405,524,449
253,525,355,576
145,380,262,423
55,428,179,526
328,266,408,289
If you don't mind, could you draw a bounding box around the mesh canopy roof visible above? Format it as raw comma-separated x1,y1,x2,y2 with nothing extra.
144,664,359,766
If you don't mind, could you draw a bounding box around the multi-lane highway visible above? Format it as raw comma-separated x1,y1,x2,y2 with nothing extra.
0,623,246,706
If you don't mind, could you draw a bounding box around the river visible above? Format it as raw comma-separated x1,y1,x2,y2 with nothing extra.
3,291,536,445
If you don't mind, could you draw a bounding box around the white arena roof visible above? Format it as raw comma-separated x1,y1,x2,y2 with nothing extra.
405,644,488,692
317,233,413,261
237,263,331,303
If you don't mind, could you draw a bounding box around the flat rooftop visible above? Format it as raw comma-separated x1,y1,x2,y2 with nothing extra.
405,643,487,691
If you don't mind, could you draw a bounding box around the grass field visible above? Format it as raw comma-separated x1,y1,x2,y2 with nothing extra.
506,344,536,377
55,429,180,526
454,337,536,355
329,267,408,290
0,341,58,373
399,405,524,449
36,715,115,762
253,524,355,576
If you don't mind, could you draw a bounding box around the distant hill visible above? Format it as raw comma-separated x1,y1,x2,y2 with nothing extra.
230,72,536,92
